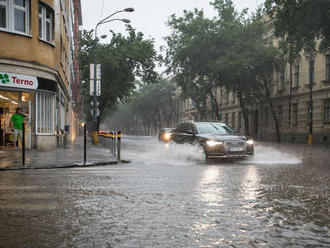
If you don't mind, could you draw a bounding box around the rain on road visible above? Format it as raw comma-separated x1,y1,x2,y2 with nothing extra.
0,136,329,248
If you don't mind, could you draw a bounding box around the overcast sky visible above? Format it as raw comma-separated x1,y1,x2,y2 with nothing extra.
81,0,263,48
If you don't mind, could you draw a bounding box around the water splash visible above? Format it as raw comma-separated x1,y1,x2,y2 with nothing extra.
122,136,302,166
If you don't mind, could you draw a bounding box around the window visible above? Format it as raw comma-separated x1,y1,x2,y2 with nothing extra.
293,103,298,127
279,68,285,91
231,112,235,129
0,0,6,28
0,0,29,34
264,107,269,127
36,92,55,134
39,2,54,42
225,113,229,124
294,64,299,88
326,55,330,81
232,92,236,103
238,112,242,130
225,90,229,104
309,59,315,84
324,99,330,124
278,105,283,127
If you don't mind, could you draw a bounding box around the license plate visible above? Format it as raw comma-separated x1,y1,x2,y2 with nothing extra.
229,147,244,152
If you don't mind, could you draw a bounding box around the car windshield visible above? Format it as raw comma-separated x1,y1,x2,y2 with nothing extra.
195,122,236,135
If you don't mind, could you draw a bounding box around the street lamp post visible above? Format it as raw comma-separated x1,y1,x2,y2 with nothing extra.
308,58,315,145
91,8,134,144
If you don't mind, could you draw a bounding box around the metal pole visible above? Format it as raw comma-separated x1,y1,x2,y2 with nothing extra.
111,131,114,155
22,123,25,166
84,124,87,163
113,131,117,157
117,131,121,162
308,59,314,145
92,26,98,144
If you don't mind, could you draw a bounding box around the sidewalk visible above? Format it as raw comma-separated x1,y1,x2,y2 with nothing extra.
0,136,120,171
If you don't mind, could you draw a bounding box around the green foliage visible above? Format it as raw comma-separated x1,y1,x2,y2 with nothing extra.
265,0,330,53
78,26,158,129
107,79,177,134
165,0,284,140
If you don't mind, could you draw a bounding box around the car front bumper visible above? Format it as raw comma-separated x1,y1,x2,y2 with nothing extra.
204,143,254,158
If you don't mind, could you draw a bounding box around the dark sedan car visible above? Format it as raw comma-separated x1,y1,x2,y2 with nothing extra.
158,128,175,142
171,121,254,159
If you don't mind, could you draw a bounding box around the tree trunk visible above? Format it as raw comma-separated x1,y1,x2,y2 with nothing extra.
238,92,250,137
262,78,281,143
209,90,221,120
288,62,293,129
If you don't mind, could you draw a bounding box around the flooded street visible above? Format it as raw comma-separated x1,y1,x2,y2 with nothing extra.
0,136,330,248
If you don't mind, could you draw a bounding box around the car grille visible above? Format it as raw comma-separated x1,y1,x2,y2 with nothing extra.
225,141,246,147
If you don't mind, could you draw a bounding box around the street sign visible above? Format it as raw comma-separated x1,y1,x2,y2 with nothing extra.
91,108,100,117
96,64,101,80
89,79,101,96
96,80,101,96
90,64,101,80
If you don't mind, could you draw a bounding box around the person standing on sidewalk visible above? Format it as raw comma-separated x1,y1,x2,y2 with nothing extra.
10,108,28,149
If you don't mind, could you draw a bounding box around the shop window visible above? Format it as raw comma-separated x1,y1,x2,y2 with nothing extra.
39,2,54,42
324,99,330,124
0,0,29,34
36,92,55,134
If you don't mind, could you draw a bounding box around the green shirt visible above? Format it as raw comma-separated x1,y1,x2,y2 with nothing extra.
11,113,25,130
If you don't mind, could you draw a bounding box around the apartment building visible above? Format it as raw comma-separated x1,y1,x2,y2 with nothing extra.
178,51,330,144
0,0,82,150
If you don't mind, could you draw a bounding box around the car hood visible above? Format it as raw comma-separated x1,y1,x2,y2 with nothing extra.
197,133,246,142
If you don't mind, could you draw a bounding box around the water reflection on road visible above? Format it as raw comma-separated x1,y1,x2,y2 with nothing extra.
0,136,329,247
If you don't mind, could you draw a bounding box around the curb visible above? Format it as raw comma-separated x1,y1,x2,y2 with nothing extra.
0,160,131,171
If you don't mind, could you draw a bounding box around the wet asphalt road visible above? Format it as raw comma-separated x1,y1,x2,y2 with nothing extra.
0,136,329,248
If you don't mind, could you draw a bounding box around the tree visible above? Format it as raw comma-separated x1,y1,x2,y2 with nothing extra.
265,0,330,53
165,0,285,141
105,79,178,135
78,26,158,130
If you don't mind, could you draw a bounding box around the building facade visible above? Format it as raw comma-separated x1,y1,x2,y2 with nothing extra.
178,51,330,144
0,0,82,150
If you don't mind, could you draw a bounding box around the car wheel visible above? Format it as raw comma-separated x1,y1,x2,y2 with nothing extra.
204,151,210,160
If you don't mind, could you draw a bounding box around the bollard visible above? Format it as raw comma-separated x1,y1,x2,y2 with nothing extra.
22,122,25,166
113,131,117,157
110,131,114,155
84,124,87,164
117,131,121,162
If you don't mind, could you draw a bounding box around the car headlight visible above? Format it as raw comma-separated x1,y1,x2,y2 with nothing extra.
246,140,254,145
206,140,223,147
164,133,171,140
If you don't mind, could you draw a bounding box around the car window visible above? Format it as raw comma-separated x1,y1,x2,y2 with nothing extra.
175,123,185,133
195,122,235,135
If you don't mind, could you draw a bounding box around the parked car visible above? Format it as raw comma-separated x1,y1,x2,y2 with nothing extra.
171,121,254,159
158,128,175,142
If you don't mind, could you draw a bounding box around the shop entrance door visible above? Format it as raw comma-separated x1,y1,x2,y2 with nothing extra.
0,91,33,150
20,100,32,149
